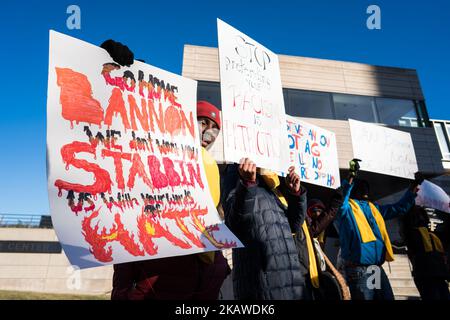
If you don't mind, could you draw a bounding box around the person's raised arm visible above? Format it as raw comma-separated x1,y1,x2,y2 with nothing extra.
342,158,360,206
379,172,423,220
224,158,258,237
284,166,307,233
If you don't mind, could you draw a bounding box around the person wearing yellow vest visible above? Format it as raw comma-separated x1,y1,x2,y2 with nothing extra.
111,98,229,299
403,204,450,300
224,158,310,300
335,159,420,300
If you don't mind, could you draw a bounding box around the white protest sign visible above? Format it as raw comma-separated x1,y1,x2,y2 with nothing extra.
47,31,242,269
349,119,418,179
285,116,340,189
416,180,450,213
217,18,289,173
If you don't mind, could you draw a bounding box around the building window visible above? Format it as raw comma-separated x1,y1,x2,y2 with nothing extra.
284,89,334,119
333,94,377,122
434,121,450,160
197,81,430,129
197,81,222,109
375,98,419,127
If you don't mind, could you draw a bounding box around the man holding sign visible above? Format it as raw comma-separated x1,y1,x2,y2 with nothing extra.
98,41,231,300
47,33,242,300
224,159,311,300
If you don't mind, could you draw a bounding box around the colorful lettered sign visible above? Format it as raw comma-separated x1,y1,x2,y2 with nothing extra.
47,31,242,269
285,116,340,189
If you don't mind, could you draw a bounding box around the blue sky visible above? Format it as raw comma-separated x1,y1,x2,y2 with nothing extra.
0,0,449,215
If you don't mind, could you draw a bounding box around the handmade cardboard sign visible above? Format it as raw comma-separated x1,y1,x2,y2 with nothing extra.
217,19,289,173
285,116,340,188
349,119,418,179
47,31,242,269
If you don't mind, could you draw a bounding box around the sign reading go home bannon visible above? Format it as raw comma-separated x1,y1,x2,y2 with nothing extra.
46,31,242,269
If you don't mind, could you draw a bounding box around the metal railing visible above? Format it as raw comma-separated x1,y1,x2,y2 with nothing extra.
0,214,53,229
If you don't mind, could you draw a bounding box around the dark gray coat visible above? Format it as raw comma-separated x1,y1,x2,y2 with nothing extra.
224,177,308,300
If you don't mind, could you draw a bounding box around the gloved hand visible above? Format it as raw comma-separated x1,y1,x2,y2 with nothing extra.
349,158,361,178
238,158,256,183
413,172,425,187
100,39,134,67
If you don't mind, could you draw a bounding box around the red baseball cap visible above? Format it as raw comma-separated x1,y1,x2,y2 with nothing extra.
197,101,221,129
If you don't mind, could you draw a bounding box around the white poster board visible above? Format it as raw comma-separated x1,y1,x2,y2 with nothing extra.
349,119,418,179
416,180,450,214
285,116,340,188
47,31,242,269
217,19,289,173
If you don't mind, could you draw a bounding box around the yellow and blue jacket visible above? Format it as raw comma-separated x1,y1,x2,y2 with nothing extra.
336,180,416,266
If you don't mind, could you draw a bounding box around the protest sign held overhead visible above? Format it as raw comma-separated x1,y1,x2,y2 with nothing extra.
46,31,242,269
217,19,289,173
205,111,226,164
285,116,340,189
416,180,450,214
349,119,418,179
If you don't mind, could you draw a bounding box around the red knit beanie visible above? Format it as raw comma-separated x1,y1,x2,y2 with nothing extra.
197,101,221,129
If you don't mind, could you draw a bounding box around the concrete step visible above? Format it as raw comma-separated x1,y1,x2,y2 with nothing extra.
383,264,413,270
383,254,420,300
390,279,417,288
395,295,421,301
386,271,414,279
389,256,412,263
392,286,420,297
384,266,413,273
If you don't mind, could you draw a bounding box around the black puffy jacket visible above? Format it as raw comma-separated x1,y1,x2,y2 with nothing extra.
224,177,308,300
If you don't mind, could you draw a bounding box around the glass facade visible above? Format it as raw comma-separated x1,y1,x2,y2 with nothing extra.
333,94,377,123
197,81,429,127
284,89,334,119
197,81,221,108
376,98,419,127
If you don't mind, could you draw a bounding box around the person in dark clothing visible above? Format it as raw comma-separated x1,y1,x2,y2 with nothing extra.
103,40,230,300
224,158,309,300
112,252,229,299
305,191,352,300
306,189,343,240
111,99,230,300
403,205,450,300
